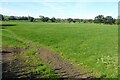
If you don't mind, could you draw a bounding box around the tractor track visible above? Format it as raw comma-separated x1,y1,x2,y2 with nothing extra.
38,48,94,79
2,29,94,79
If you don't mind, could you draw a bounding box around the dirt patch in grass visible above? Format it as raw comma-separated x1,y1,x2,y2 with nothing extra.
1,47,30,79
2,47,27,54
1,47,95,79
38,48,94,79
1,47,55,79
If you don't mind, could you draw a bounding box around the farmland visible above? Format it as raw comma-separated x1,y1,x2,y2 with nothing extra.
1,21,118,78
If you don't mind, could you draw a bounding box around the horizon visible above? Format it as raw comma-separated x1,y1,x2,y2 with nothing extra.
0,1,118,19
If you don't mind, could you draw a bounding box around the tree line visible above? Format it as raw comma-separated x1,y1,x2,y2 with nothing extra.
0,14,120,25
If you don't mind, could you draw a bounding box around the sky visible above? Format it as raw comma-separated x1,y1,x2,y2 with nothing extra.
0,0,119,19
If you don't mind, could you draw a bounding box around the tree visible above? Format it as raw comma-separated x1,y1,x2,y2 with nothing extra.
67,18,73,23
0,14,4,21
8,16,17,20
104,16,114,24
115,19,120,25
113,19,116,24
50,17,56,22
88,19,93,23
83,19,89,23
28,16,34,22
19,16,28,20
94,15,104,24
39,15,45,22
44,17,49,22
74,19,81,23
73,19,76,23
39,16,49,22
56,18,61,23
4,16,9,21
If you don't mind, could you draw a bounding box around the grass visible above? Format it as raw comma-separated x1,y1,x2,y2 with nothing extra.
14,49,58,78
1,22,58,78
2,21,118,78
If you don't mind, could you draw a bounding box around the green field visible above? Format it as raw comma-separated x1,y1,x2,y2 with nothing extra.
1,21,118,78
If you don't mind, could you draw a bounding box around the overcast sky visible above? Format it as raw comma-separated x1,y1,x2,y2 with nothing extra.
0,0,119,19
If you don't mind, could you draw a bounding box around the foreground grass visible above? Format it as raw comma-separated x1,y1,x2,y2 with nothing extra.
2,21,118,78
17,49,58,78
1,24,58,78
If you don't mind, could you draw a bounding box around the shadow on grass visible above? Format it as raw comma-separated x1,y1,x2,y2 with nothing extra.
0,24,17,29
0,24,17,26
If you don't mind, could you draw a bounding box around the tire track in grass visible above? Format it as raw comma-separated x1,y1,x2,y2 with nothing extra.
39,48,94,78
4,29,94,79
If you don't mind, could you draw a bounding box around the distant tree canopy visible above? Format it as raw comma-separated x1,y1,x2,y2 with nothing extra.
18,16,28,20
94,15,115,25
67,18,73,23
104,16,114,24
8,16,17,20
55,18,61,23
0,14,4,20
39,16,50,22
94,15,104,24
115,19,120,25
0,14,119,25
50,17,56,22
28,16,34,22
